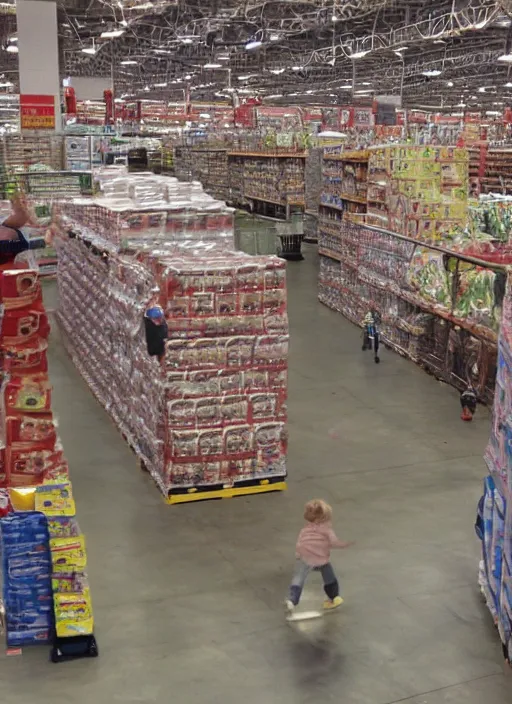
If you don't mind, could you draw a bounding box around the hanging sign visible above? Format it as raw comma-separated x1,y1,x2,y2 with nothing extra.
20,94,55,130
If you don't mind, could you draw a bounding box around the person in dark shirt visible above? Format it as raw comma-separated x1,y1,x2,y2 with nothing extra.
0,195,46,267
144,305,168,361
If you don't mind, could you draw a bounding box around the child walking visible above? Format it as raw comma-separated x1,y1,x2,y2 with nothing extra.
286,499,352,614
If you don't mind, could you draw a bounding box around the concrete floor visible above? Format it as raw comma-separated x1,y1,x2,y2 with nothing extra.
2,245,512,703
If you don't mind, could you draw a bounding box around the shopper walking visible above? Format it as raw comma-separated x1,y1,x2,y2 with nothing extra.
286,499,353,615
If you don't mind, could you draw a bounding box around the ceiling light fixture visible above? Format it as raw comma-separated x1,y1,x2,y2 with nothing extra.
204,62,221,69
447,81,454,87
506,82,512,88
246,40,262,50
498,54,512,62
269,33,280,42
81,46,96,55
100,29,125,38
478,87,486,93
269,68,285,74
331,14,338,22
154,82,167,87
291,66,303,71
350,50,370,59
121,60,137,65
422,69,442,76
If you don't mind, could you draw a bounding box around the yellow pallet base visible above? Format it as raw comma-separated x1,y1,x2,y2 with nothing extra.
166,480,287,505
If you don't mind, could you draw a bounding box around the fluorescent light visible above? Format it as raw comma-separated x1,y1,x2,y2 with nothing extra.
121,60,138,65
486,110,501,116
506,82,512,88
270,33,280,42
433,39,446,44
185,75,192,80
238,75,251,80
180,38,193,44
100,29,125,38
217,54,230,61
350,50,370,59
270,68,285,74
5,45,18,53
422,69,442,76
154,82,167,87
447,81,454,87
339,85,353,90
266,94,283,98
8,36,17,43
498,54,512,62
204,63,221,69
478,87,486,93
81,46,96,55
246,40,262,50
331,14,338,22
0,82,13,88
292,66,303,71
143,86,150,91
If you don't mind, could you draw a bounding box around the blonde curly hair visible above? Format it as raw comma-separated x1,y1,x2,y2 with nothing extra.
304,499,332,524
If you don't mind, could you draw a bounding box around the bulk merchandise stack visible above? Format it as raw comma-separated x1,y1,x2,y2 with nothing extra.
478,273,512,664
53,173,289,503
0,261,97,661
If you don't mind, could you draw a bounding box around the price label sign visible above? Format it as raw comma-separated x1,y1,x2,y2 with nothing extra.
20,95,56,131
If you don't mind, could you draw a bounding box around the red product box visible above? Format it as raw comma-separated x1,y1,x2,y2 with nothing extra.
5,375,52,415
0,269,42,310
6,413,57,451
1,307,50,346
0,340,48,376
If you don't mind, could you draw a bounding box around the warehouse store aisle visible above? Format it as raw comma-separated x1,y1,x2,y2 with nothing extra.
1,246,511,704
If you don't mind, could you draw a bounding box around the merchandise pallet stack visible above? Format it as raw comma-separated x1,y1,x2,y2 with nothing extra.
53,174,289,503
0,260,97,661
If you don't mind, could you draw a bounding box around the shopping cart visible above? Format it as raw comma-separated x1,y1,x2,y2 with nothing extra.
362,310,381,364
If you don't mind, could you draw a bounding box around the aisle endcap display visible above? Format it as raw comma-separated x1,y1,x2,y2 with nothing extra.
0,258,98,662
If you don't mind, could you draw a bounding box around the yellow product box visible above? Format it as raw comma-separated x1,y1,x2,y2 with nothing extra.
438,146,468,162
440,161,467,185
54,589,94,638
35,481,76,517
50,535,87,574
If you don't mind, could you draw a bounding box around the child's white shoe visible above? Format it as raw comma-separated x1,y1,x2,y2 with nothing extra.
323,596,344,610
285,599,295,614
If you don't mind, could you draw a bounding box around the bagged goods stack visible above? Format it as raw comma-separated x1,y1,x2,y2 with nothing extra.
55,173,234,251
0,263,96,656
54,175,288,502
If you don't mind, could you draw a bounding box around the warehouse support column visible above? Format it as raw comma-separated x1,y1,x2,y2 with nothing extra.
16,0,61,130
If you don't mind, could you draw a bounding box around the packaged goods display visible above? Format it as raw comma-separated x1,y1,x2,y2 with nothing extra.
54,189,288,502
173,147,229,202
54,174,235,251
0,512,53,647
320,150,368,215
318,217,498,403
235,153,306,207
368,145,469,244
480,300,512,661
0,254,97,659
